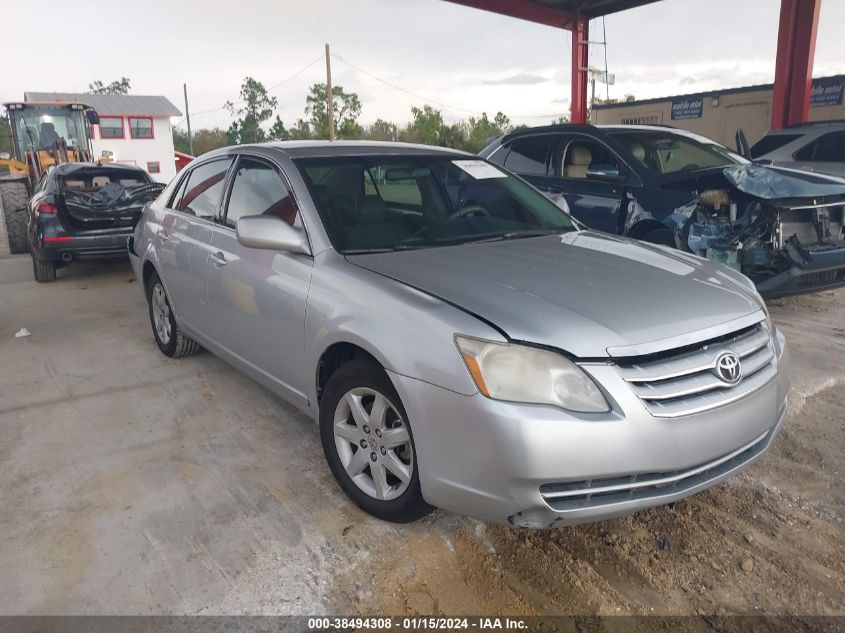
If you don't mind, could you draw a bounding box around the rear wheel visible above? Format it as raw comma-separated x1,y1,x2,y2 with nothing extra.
145,271,200,358
319,359,433,523
32,255,56,283
0,179,30,254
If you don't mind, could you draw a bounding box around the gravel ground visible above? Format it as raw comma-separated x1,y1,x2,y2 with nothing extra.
0,256,842,620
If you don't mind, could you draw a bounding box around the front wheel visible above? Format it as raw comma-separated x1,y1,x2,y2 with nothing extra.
145,271,200,358
319,359,433,523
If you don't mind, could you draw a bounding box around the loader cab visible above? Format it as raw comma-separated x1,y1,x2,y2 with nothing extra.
4,101,97,164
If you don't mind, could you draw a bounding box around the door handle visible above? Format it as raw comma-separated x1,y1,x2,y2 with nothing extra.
158,229,170,243
210,251,227,267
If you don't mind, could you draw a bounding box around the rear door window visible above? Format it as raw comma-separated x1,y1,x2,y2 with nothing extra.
749,133,801,158
794,131,845,162
559,137,622,180
172,158,232,220
503,135,555,175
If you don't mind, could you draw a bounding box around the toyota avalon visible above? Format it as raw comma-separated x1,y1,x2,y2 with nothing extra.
129,141,789,528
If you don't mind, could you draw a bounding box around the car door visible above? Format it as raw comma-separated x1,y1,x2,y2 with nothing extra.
495,134,570,209
549,135,628,235
792,131,845,177
206,155,313,408
157,157,233,339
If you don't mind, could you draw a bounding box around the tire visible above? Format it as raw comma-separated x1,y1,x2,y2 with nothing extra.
319,359,433,523
145,271,201,358
0,179,31,254
32,255,56,283
641,228,676,248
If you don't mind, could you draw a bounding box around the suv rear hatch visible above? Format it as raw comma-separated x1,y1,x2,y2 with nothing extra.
58,167,165,231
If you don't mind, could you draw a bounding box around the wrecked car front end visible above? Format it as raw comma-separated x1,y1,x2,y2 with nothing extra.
664,164,845,299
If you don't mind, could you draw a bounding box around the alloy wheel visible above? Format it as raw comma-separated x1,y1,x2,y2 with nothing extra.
151,283,172,345
333,387,413,501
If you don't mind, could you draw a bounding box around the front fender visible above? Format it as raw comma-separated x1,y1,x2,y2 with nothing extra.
303,250,503,412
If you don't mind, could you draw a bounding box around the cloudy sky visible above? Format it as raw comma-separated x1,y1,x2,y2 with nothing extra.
3,0,843,131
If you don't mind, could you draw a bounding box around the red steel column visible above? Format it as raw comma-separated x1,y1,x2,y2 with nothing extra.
771,0,822,129
571,15,589,124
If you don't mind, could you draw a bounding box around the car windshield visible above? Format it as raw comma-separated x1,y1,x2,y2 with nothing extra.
607,130,748,177
294,155,575,253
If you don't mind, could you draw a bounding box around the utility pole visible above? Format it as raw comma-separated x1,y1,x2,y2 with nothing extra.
325,43,335,141
183,83,194,155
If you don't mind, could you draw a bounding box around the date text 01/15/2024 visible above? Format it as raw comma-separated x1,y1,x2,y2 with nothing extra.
306,617,528,630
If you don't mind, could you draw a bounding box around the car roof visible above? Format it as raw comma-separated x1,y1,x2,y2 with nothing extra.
765,120,845,135
499,123,722,146
201,140,474,161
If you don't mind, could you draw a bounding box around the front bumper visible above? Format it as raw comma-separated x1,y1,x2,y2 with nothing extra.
390,329,789,528
755,244,845,299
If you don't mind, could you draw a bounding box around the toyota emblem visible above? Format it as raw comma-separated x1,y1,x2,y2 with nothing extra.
715,352,742,384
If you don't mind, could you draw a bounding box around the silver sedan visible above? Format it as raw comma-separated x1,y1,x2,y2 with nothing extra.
129,142,789,527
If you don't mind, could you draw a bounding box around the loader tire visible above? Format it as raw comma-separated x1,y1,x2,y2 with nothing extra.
0,179,31,254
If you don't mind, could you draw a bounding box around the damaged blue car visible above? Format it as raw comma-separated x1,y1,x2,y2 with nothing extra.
481,125,845,299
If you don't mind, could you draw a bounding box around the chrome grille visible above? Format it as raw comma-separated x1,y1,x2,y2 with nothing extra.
617,323,776,418
540,426,774,512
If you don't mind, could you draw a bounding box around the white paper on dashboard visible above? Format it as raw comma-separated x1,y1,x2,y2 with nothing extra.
451,160,507,179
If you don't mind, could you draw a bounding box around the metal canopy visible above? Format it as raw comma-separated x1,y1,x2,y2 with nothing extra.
446,0,821,130
446,0,661,26
446,0,662,124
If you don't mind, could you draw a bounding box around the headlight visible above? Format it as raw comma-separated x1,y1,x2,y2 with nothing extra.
754,290,773,332
455,336,610,413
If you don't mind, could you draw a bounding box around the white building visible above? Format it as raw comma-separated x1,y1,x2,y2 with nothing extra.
25,92,182,183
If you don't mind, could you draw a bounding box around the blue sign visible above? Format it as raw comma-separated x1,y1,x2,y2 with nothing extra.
810,77,844,107
671,97,704,120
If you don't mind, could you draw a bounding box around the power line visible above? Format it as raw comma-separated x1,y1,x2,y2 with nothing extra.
173,54,324,127
332,53,483,116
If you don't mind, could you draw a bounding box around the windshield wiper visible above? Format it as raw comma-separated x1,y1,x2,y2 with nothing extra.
468,228,569,243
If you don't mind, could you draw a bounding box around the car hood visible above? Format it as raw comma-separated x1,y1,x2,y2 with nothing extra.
348,231,762,358
722,163,845,199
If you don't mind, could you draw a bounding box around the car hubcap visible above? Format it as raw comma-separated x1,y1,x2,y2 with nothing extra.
333,387,413,501
151,284,172,344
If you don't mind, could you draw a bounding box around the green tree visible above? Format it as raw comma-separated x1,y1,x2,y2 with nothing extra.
88,77,131,95
460,111,511,153
268,116,289,142
173,127,190,154
225,77,278,144
305,83,363,139
438,123,466,149
287,119,313,141
173,127,230,156
365,119,399,142
404,105,444,145
625,94,637,102
551,115,570,125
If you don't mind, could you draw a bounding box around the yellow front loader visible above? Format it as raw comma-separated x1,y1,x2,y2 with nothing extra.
0,101,101,253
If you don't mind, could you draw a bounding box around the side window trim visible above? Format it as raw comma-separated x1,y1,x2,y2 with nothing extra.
554,134,635,185
219,153,312,255
167,156,234,220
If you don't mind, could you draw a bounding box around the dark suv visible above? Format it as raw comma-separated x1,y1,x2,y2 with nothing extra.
481,124,845,299
28,163,164,282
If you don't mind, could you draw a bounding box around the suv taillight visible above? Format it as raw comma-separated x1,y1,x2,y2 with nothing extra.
35,201,58,215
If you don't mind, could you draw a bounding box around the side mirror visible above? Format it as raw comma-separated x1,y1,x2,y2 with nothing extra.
735,128,751,160
236,215,310,255
86,110,100,125
586,164,625,182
